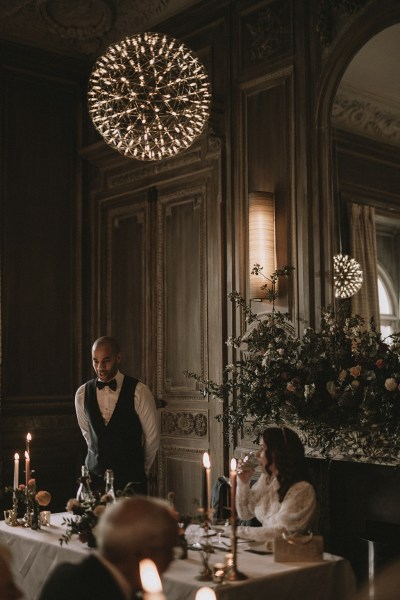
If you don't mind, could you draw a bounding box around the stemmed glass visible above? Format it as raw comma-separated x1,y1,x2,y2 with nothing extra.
235,450,259,474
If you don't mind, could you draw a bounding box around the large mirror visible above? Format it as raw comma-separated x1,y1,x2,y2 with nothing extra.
331,23,400,335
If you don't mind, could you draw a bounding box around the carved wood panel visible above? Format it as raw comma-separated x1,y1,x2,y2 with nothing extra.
86,134,224,501
158,446,204,516
105,198,150,382
157,187,205,394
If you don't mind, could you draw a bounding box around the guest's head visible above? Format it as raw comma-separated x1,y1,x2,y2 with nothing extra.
96,496,179,590
0,546,23,600
258,427,307,501
91,336,121,382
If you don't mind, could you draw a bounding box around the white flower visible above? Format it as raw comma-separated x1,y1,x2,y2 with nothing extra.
326,381,337,398
385,378,397,392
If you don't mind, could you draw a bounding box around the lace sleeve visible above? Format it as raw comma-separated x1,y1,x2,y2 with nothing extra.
237,481,316,543
235,478,257,521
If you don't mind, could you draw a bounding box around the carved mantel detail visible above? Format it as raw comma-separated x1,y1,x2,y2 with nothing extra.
161,410,208,437
241,0,291,66
316,0,369,47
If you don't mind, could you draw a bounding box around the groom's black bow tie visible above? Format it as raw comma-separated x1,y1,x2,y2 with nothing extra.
96,379,117,391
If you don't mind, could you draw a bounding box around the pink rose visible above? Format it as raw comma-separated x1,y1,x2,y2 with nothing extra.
286,382,296,392
349,366,361,378
35,490,51,506
66,498,81,512
375,359,385,369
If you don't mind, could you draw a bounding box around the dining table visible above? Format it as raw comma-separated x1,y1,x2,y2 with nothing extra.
0,512,357,600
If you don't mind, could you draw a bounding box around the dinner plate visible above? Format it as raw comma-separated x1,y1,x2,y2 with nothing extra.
245,542,273,555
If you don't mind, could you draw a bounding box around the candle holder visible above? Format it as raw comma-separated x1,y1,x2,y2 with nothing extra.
4,500,19,527
11,492,20,526
195,519,215,582
224,519,247,582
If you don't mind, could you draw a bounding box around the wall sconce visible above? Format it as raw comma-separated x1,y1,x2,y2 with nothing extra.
249,191,276,300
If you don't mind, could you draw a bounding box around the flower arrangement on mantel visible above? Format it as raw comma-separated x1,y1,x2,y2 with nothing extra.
186,265,400,463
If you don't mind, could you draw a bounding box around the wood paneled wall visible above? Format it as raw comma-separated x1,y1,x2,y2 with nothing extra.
0,44,88,510
81,132,224,512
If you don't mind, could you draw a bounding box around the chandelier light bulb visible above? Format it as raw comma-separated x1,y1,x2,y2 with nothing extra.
88,32,211,161
333,253,363,299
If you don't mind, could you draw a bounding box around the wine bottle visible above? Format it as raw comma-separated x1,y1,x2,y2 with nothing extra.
104,468,116,502
76,465,94,503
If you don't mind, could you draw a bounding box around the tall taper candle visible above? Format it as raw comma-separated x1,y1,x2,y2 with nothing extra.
13,453,19,489
226,457,247,581
203,452,211,520
26,433,31,456
230,458,237,524
25,451,30,487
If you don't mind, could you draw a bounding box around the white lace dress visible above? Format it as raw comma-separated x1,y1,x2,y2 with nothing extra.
235,474,316,543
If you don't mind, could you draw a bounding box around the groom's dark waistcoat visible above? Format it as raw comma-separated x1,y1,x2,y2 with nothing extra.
84,375,146,490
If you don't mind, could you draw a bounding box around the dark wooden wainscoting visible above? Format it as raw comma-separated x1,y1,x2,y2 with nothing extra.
307,457,400,585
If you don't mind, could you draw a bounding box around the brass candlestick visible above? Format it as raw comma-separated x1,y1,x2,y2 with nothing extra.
224,521,247,581
225,460,247,582
11,493,20,526
195,511,214,581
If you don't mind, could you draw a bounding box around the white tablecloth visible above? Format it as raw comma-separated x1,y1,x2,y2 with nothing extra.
0,513,356,600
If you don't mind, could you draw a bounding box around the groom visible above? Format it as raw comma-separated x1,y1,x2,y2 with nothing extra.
75,336,159,493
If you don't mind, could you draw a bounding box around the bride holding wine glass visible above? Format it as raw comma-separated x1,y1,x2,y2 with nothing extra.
234,427,317,545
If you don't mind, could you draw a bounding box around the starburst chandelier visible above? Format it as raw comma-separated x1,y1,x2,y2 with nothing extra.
333,253,363,299
88,32,211,161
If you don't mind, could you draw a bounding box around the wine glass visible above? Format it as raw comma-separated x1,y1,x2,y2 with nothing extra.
235,450,259,474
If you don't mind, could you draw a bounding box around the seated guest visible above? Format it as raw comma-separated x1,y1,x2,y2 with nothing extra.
0,545,23,600
235,426,317,543
38,496,178,600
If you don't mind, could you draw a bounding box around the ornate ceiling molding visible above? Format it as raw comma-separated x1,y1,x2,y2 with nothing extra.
0,0,30,18
36,0,114,42
0,0,174,56
332,90,400,146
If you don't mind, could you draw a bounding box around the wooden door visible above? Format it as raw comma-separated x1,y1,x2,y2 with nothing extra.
85,134,224,513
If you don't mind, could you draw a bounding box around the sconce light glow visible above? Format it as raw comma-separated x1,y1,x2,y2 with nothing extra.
88,32,211,161
249,191,276,300
333,253,363,298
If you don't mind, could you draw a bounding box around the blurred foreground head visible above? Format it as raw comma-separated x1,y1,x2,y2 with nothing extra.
0,545,23,600
96,495,179,585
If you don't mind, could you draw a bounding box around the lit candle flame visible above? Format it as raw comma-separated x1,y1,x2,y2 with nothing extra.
203,452,211,469
230,458,237,472
14,453,19,460
25,451,29,460
195,587,217,600
139,559,163,593
26,433,32,443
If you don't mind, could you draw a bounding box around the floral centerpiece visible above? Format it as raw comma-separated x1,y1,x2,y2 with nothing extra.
187,266,400,462
5,479,51,529
60,481,137,548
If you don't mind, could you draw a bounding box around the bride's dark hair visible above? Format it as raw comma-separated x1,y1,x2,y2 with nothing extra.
262,427,308,502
